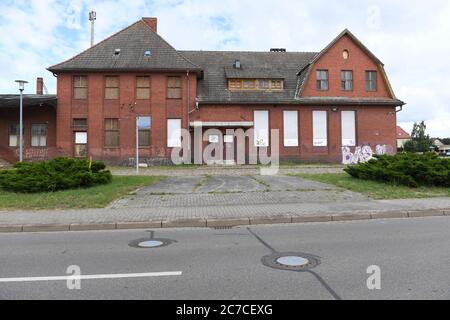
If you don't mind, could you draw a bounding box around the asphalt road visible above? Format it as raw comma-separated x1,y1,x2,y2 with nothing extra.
1,216,449,300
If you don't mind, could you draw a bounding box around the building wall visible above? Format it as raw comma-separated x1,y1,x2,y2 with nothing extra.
56,72,197,165
302,34,392,98
0,105,57,163
191,104,397,163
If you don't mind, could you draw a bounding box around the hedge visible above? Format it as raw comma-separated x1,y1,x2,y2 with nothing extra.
0,157,112,193
344,153,450,188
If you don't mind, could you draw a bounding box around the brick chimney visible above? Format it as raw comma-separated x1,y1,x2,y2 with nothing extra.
36,77,44,95
142,17,157,33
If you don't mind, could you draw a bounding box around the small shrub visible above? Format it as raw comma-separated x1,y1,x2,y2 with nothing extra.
0,157,112,193
344,153,450,188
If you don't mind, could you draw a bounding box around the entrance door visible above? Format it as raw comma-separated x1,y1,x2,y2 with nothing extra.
74,132,88,158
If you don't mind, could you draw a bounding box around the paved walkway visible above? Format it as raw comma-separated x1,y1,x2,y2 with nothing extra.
0,174,449,232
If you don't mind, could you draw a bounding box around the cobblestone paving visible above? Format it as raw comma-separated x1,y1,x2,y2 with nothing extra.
111,175,366,209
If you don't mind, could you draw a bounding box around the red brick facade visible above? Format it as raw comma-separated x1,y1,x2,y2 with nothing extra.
0,19,403,165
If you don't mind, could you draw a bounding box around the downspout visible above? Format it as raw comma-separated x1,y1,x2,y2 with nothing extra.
186,70,190,132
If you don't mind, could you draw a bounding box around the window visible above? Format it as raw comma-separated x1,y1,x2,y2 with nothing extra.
136,76,150,99
167,119,182,147
229,79,242,90
31,124,47,147
73,118,88,129
254,110,269,147
283,111,298,147
105,76,119,100
167,76,182,99
316,70,329,91
343,49,349,60
366,71,377,92
258,79,270,90
341,111,356,146
74,132,87,158
243,79,256,89
313,111,328,147
271,80,283,90
73,76,87,99
104,119,119,148
138,116,151,147
9,124,24,147
341,71,353,91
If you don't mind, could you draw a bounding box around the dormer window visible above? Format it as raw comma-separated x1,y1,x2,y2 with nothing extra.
228,79,284,91
144,50,151,57
114,48,121,56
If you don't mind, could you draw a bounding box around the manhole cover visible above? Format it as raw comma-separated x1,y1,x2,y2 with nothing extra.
129,238,173,249
262,252,320,271
138,240,164,248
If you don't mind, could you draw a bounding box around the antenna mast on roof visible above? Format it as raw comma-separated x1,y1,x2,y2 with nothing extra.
89,11,96,47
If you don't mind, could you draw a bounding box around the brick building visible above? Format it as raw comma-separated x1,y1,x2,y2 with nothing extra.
0,17,405,165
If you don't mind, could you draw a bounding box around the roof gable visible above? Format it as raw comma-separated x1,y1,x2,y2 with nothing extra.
48,20,200,73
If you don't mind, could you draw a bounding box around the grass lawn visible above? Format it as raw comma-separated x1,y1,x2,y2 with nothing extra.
295,173,450,200
0,176,165,211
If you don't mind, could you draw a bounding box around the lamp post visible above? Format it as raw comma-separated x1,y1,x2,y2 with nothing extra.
15,80,28,162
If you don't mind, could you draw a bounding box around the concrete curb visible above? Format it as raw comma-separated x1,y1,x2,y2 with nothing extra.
0,209,448,233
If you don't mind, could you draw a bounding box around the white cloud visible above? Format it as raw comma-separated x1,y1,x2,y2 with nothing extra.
0,0,449,137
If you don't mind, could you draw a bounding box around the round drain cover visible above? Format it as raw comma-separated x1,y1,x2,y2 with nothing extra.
276,256,309,267
262,252,320,271
138,240,164,248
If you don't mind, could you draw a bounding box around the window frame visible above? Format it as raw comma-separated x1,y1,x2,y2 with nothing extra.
312,110,328,147
31,124,47,148
316,70,329,91
167,76,182,99
341,110,357,147
136,76,151,100
137,116,152,148
253,110,269,147
341,70,353,91
365,70,378,92
8,123,24,147
283,110,299,147
167,118,182,148
104,76,120,100
73,75,88,100
104,118,120,148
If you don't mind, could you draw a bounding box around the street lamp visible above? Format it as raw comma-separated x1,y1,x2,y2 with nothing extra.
15,80,28,162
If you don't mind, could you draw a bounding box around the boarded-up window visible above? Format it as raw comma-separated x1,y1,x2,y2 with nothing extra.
243,79,256,89
258,79,270,89
341,70,353,91
167,119,182,147
341,111,356,146
74,132,87,157
254,110,269,147
31,124,47,147
283,111,298,147
229,79,242,90
73,76,87,99
313,110,328,147
104,119,119,148
136,76,150,99
365,71,377,92
138,116,151,147
167,76,182,99
105,76,119,100
9,124,24,147
271,80,283,90
73,118,88,129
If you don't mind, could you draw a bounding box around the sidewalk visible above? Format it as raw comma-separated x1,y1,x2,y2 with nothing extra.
1,197,449,233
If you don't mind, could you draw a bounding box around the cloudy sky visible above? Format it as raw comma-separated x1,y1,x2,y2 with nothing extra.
0,0,449,137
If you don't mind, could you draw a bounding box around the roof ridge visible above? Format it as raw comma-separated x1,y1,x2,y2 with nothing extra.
47,21,142,72
180,50,319,54
139,20,201,70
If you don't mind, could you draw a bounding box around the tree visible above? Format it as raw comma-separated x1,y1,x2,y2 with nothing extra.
403,121,433,153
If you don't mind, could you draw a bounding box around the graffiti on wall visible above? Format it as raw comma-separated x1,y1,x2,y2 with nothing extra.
342,144,393,165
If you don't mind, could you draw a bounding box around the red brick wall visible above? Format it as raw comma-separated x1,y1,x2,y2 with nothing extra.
0,105,57,162
302,34,391,98
191,104,397,163
56,72,197,164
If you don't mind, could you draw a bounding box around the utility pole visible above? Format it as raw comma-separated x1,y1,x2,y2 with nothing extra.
89,11,96,47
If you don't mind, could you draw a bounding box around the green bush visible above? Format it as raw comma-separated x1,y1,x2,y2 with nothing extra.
0,157,112,193
344,153,450,188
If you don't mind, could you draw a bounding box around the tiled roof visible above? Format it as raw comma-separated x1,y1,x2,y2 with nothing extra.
48,20,200,73
396,126,411,139
180,51,317,104
0,95,57,108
